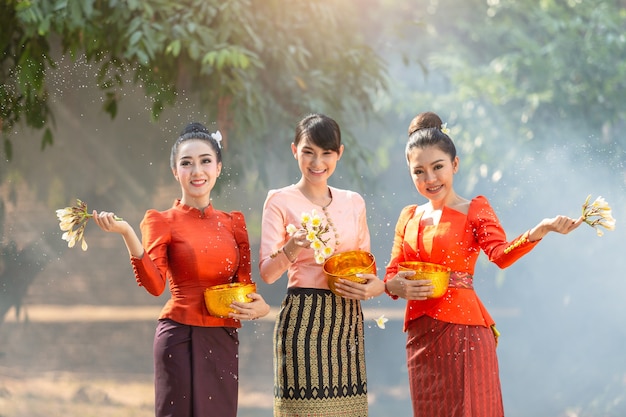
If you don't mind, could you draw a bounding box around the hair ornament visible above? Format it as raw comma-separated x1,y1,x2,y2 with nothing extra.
211,130,223,148
441,123,450,135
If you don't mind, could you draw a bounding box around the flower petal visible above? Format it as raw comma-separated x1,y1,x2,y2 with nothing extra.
286,224,298,235
375,315,389,329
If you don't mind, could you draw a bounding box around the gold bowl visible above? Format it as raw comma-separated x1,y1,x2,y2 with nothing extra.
397,261,451,298
204,282,257,318
323,250,376,296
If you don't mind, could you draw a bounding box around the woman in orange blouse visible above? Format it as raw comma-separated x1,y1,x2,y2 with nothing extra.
384,112,582,417
93,122,270,417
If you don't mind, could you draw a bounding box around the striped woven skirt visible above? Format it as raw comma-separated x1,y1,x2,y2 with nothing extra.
273,288,368,417
406,315,503,417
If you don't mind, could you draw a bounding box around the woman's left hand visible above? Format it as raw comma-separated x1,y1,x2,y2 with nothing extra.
529,215,584,241
229,293,271,321
334,274,385,300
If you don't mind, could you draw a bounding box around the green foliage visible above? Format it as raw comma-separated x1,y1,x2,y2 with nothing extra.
381,0,626,192
0,0,386,161
443,0,626,138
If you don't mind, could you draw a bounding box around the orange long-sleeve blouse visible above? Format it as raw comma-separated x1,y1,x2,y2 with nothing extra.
385,195,540,332
130,200,252,328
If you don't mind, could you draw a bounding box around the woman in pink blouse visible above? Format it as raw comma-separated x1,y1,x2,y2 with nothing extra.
259,113,385,417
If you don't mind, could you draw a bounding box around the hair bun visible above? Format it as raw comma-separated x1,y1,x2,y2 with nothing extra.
408,112,444,136
181,122,209,135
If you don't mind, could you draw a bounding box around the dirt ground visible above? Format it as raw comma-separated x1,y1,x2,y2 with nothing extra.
0,304,411,417
0,306,276,417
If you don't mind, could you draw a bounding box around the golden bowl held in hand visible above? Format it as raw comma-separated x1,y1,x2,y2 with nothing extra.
323,250,376,296
397,261,451,298
204,282,257,318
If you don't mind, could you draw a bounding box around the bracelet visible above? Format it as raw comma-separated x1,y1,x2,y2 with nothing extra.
282,247,296,263
270,246,297,263
384,281,393,296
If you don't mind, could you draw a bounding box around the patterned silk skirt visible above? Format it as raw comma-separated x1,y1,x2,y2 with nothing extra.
273,288,368,417
406,315,504,417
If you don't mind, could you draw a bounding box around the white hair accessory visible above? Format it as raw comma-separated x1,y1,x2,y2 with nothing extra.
441,123,450,135
211,130,223,148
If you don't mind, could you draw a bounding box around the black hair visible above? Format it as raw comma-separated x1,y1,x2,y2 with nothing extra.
406,112,456,162
294,113,342,152
170,122,222,169
408,111,444,136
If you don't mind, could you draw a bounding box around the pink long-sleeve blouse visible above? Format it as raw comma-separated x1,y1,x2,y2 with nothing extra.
259,185,371,289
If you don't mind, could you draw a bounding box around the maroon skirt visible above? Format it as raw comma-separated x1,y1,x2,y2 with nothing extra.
153,319,239,417
406,316,503,417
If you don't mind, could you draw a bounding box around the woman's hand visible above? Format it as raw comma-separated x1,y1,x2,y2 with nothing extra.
92,210,144,258
333,273,385,300
92,210,130,235
229,292,271,321
281,228,312,262
385,271,434,300
529,215,584,241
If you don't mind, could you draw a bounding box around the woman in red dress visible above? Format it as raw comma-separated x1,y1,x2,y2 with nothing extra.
93,122,270,417
384,112,582,417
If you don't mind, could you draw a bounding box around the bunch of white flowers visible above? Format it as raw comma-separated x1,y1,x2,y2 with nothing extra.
286,209,333,264
56,199,93,251
56,199,121,251
582,195,616,237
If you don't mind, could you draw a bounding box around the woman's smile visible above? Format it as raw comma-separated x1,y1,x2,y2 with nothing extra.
191,178,207,186
426,184,443,193
309,167,327,175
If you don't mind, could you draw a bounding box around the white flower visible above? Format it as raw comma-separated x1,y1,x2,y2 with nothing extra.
285,209,333,264
310,239,324,250
374,314,389,329
310,212,322,228
56,199,122,251
211,130,223,148
441,123,450,135
306,230,318,243
314,252,326,264
582,194,616,237
286,224,298,236
57,199,90,251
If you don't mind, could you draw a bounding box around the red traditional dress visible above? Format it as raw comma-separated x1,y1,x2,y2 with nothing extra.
385,196,540,417
130,200,252,417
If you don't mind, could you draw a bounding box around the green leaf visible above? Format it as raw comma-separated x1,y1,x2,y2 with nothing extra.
216,49,228,70
40,127,53,151
202,50,217,66
129,30,142,46
103,92,118,119
165,40,181,57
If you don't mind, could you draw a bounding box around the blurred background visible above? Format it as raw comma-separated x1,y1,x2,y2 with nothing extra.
1,0,625,416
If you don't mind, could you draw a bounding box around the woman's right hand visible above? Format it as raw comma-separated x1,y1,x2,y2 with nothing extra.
92,210,144,258
386,271,434,300
92,210,130,235
282,228,311,261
